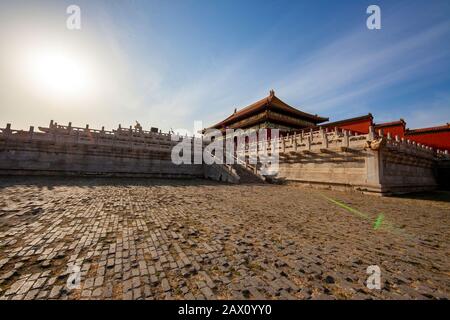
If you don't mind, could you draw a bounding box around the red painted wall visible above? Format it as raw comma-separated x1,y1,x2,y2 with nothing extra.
324,118,372,134
375,124,405,138
406,131,450,152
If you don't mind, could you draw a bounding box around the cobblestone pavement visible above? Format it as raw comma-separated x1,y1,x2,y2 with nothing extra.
0,177,448,300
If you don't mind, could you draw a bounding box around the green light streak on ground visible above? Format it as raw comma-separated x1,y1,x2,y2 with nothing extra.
373,213,384,230
319,193,415,241
319,194,369,219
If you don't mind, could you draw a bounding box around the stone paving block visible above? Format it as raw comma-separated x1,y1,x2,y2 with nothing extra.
49,285,63,299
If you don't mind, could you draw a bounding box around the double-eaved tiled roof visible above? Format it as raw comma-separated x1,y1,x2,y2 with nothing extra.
206,90,328,130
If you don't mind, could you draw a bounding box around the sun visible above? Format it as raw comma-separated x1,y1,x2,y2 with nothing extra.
23,48,94,98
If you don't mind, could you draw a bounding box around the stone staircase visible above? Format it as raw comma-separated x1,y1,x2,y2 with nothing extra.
232,163,265,184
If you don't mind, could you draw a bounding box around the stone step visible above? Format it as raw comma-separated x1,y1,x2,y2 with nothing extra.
232,164,264,184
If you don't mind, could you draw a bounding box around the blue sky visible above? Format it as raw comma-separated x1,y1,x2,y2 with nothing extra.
1,0,449,132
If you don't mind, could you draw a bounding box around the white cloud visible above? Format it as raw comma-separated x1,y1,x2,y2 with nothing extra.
405,93,450,129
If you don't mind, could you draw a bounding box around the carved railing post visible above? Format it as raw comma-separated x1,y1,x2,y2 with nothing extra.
343,130,349,148
4,123,11,141
53,124,57,143
29,126,34,141
368,126,375,140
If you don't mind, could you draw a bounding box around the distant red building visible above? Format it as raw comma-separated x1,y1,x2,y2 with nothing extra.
319,116,449,152
372,120,450,152
374,119,406,138
320,114,373,134
405,124,450,152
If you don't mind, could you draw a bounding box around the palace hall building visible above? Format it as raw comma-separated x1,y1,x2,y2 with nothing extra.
204,90,328,137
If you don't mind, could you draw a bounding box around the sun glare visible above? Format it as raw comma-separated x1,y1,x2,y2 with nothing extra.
23,48,94,98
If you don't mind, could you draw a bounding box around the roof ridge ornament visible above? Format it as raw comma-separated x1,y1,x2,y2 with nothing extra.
269,89,275,97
